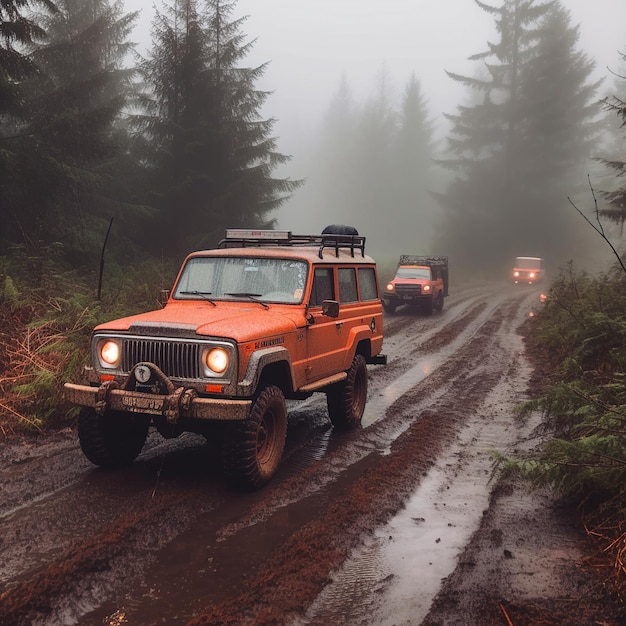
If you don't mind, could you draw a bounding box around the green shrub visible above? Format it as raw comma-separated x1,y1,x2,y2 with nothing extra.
511,260,626,514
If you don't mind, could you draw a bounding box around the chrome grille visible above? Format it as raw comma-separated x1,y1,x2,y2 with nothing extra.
122,339,200,379
395,284,422,296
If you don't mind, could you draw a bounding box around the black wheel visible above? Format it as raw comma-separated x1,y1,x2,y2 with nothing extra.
382,299,397,314
78,407,149,468
433,291,444,312
326,354,367,430
221,385,287,490
423,296,434,315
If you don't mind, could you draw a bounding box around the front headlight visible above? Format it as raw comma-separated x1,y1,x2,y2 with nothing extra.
423,284,431,292
203,347,230,376
98,339,121,368
386,282,395,292
513,271,520,278
529,272,535,279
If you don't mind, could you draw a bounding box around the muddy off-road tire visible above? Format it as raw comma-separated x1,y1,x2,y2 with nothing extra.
221,385,287,490
434,291,444,312
423,295,434,315
78,407,149,468
382,299,397,314
327,354,367,430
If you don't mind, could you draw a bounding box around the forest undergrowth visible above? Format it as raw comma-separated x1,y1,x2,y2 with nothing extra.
0,250,174,436
513,259,626,597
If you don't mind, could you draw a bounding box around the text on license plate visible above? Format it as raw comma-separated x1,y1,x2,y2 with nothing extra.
121,395,164,414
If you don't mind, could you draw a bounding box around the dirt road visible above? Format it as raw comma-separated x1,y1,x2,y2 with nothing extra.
0,284,622,625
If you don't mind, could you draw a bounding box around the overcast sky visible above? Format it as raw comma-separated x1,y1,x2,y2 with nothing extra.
125,0,625,149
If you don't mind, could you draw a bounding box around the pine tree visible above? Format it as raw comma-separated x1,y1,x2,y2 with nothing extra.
349,66,397,239
388,73,437,253
435,0,601,272
290,74,360,233
0,0,57,251
598,49,626,230
137,0,300,257
0,0,56,116
2,0,141,259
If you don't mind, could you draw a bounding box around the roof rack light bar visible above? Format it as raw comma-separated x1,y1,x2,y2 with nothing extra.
225,229,291,240
218,230,366,258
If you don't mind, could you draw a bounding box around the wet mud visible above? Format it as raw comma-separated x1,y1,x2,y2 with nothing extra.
0,284,623,625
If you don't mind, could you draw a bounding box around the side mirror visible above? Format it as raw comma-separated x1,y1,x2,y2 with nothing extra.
158,289,170,308
322,299,339,318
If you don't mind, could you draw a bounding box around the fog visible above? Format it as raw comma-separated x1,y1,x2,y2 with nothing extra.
124,0,626,267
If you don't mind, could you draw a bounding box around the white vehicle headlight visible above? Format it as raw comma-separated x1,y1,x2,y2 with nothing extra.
98,339,121,368
204,347,230,376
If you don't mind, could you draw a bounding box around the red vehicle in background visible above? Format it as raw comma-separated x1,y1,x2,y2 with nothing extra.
512,256,545,284
382,255,448,315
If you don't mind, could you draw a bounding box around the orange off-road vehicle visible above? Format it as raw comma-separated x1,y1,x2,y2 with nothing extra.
382,255,449,315
64,228,386,489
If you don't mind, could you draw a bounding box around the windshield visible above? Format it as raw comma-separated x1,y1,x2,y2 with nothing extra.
396,267,431,280
515,258,542,270
173,256,309,304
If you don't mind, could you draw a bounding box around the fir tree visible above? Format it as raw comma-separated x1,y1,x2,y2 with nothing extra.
435,0,601,271
137,0,300,257
2,0,141,260
388,73,437,253
0,0,57,252
598,49,626,231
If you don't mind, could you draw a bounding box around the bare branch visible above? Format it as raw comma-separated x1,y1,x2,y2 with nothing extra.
568,177,626,275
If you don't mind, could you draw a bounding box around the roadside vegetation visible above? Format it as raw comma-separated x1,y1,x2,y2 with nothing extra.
513,254,626,590
0,252,173,436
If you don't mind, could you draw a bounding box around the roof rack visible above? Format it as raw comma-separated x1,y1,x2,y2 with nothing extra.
218,229,367,259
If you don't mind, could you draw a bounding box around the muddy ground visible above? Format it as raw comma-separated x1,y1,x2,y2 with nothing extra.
0,284,624,625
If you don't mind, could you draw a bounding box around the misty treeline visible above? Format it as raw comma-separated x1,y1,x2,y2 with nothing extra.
296,0,626,271
1,0,625,280
0,0,625,428
0,0,299,275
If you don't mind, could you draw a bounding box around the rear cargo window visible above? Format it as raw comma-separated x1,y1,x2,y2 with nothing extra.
358,267,378,301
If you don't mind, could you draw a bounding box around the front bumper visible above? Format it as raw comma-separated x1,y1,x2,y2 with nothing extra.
64,361,251,422
383,293,431,304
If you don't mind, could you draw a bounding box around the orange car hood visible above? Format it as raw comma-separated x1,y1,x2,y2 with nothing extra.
94,302,302,342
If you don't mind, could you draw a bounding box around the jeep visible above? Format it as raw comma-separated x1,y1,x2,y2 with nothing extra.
64,228,387,489
382,255,449,315
512,256,544,284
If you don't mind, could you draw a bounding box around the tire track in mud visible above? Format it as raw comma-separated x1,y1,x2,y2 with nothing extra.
100,291,535,625
182,292,535,625
0,286,539,626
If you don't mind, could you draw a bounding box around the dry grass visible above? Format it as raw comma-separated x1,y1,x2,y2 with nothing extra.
0,299,88,438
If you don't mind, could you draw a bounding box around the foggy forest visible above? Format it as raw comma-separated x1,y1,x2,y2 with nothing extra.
1,0,626,421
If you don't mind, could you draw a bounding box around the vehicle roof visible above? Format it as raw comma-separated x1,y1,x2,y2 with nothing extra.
186,246,377,265
515,256,542,260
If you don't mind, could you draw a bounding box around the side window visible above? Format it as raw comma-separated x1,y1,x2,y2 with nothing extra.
358,267,378,301
310,267,334,307
338,267,358,303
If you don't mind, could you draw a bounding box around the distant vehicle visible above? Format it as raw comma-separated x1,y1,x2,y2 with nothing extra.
512,256,544,284
382,255,449,315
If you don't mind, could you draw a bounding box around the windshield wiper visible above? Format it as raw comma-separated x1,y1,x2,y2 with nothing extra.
179,291,217,306
224,292,270,310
